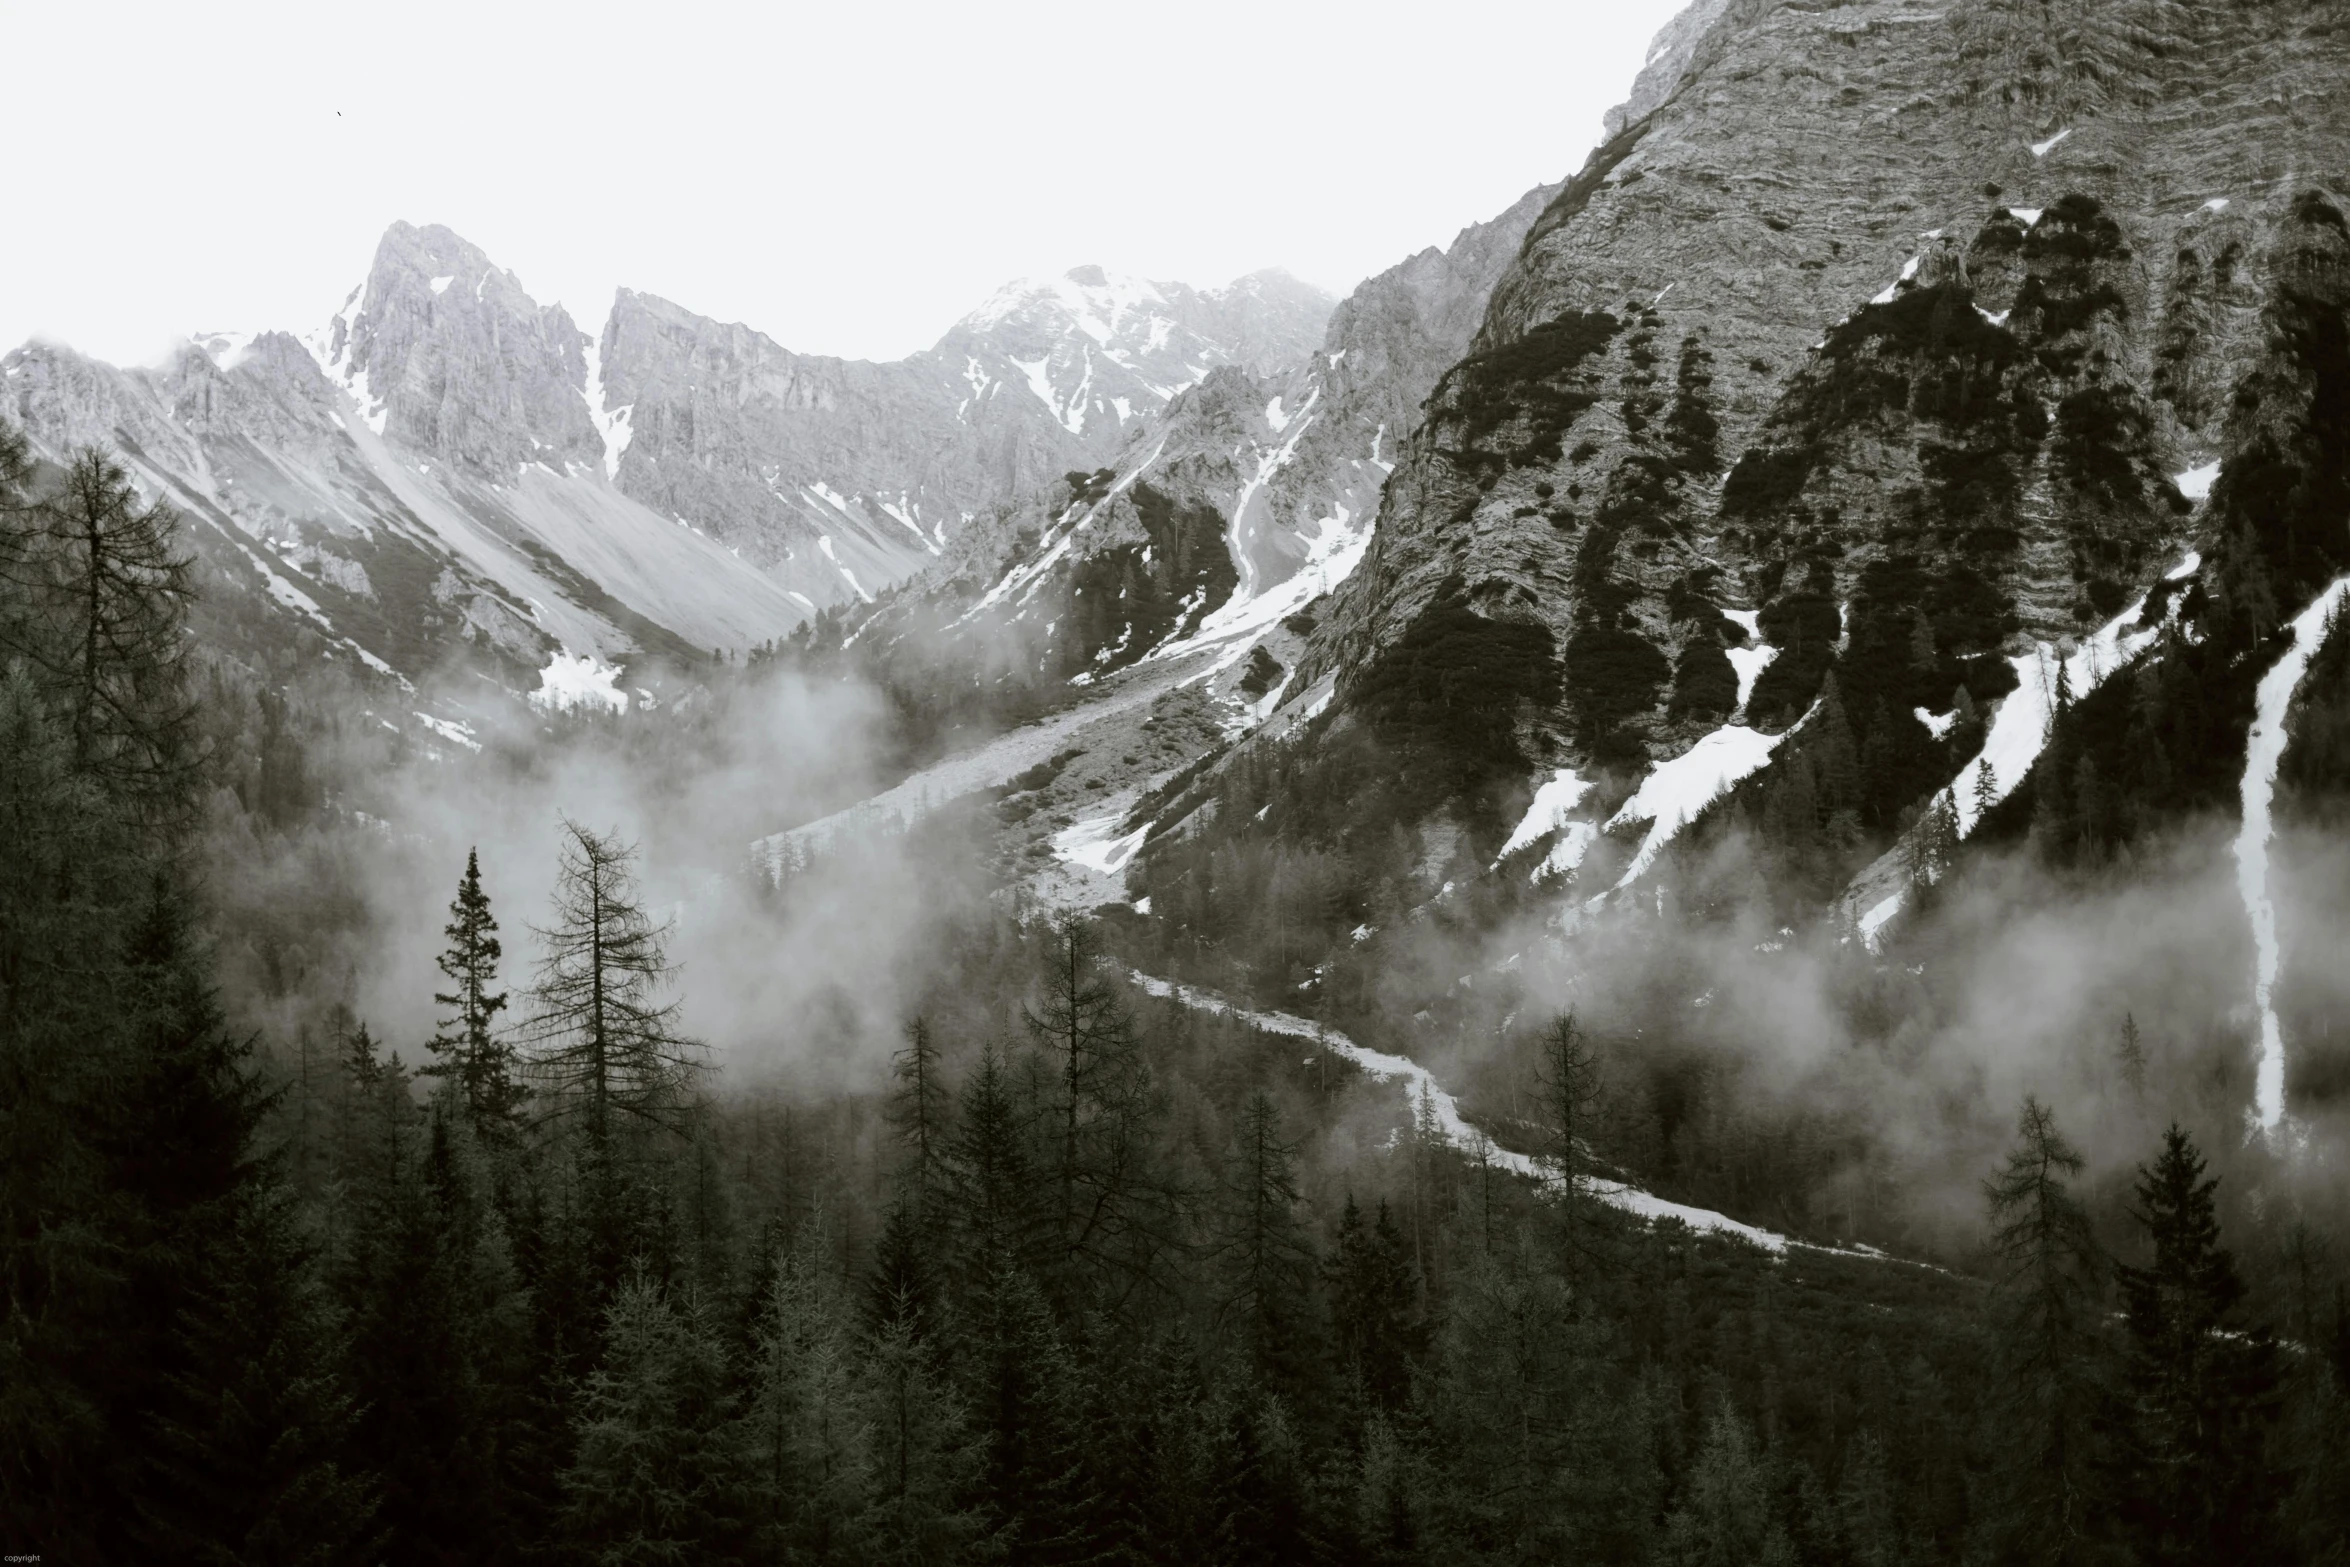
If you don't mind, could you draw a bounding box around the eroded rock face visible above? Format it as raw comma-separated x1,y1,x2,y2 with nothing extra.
1304,0,2350,775
311,222,600,477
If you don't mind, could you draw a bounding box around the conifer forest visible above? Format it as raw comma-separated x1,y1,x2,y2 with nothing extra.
5,405,2349,1564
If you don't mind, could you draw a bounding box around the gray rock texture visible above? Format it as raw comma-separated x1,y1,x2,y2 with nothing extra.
602,265,1336,609
1297,0,2350,769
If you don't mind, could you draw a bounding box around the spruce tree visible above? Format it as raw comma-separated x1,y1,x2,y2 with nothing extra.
1907,790,1959,909
2115,1014,2147,1103
885,1015,954,1307
740,1236,877,1559
1972,756,1999,828
1980,1097,2105,1566
337,1099,530,1566
1211,1092,1316,1391
142,1172,378,1564
1325,1194,1421,1413
862,1313,986,1563
1813,673,1862,817
949,1042,1046,1282
0,666,137,1544
959,1259,1101,1563
0,431,363,1558
117,877,377,1561
2107,1125,2286,1564
562,1275,746,1562
425,848,522,1134
1662,1402,1795,1567
865,1199,941,1339
1421,1233,1653,1561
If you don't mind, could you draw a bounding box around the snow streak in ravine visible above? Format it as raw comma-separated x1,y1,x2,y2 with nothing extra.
1130,973,1809,1255
2236,576,2350,1131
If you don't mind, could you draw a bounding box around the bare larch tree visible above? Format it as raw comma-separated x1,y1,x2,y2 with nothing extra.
520,819,705,1151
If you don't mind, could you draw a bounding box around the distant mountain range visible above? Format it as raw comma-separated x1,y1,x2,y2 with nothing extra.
1,224,1332,684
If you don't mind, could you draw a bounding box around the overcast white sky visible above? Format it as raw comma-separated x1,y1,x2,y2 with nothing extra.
8,0,1688,367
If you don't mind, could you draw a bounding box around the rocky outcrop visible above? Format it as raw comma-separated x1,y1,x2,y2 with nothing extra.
1300,0,2350,789
310,222,600,477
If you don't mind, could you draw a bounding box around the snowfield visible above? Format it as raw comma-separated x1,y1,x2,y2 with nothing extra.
1851,555,2198,945
530,651,629,714
1948,555,2197,841
1055,812,1151,877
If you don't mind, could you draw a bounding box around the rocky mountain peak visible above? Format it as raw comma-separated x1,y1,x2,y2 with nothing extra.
935,263,1334,441
302,220,597,477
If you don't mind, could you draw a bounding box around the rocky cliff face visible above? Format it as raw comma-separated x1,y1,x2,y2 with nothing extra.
1279,0,2350,845
4,245,809,687
310,222,601,476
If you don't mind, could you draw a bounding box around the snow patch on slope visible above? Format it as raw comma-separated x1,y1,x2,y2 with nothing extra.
1221,384,1322,600
301,298,389,437
2175,461,2220,502
1500,769,1595,860
1948,557,2195,840
1146,498,1369,682
968,440,1170,616
1055,813,1152,877
530,650,629,714
1860,553,2202,942
1727,643,1777,715
1601,725,1789,893
1498,769,1604,882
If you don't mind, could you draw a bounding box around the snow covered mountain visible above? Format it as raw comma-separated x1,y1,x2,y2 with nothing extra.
755,175,1570,867
0,223,1331,686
